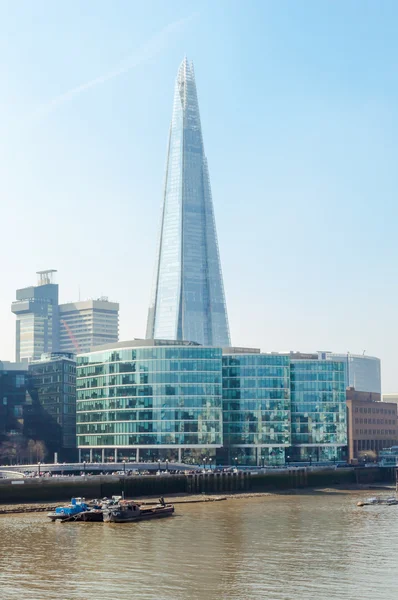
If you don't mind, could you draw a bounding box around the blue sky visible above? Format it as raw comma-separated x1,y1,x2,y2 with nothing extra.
1,0,398,390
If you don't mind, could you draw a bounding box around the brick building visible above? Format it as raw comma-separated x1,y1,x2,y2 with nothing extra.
346,395,398,462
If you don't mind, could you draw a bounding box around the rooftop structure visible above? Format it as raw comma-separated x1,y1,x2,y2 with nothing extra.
382,393,398,404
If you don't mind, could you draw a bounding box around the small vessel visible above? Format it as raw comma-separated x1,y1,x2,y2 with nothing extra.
49,496,123,523
357,496,398,507
47,497,89,521
103,497,174,523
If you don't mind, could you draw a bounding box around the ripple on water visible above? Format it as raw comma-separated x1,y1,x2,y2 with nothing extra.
0,494,397,600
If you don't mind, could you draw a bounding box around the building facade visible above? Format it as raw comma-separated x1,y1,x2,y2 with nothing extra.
76,342,356,465
290,358,347,462
324,352,381,395
222,351,291,465
146,58,230,347
11,270,59,362
0,361,31,439
59,298,119,354
346,398,398,462
29,353,77,459
76,340,223,463
0,361,51,463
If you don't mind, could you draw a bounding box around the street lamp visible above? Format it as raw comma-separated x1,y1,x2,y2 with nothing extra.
158,459,161,473
309,454,312,467
234,456,238,469
83,460,86,476
123,460,126,474
166,459,169,473
261,455,265,468
286,455,290,467
38,462,41,477
209,457,212,471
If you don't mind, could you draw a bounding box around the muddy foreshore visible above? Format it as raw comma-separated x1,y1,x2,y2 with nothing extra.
0,484,394,515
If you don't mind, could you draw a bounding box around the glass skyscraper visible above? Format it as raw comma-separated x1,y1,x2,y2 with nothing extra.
146,58,230,347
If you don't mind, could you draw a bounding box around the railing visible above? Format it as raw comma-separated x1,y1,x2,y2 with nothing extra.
0,470,25,479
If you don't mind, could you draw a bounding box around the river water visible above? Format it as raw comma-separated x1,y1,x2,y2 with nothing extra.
0,492,396,600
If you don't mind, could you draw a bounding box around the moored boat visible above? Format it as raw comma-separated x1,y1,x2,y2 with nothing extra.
103,498,174,523
47,497,89,521
357,496,398,507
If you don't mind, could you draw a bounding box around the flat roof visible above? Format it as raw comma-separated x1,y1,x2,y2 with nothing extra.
86,339,202,354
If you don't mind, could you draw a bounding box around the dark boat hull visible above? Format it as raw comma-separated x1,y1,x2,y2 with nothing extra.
49,510,104,522
47,511,86,522
103,506,174,523
75,510,103,522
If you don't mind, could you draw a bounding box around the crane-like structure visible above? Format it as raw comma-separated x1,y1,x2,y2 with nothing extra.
60,319,80,354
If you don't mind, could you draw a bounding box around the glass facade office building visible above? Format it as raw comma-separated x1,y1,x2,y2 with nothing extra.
146,58,230,348
29,353,77,458
11,270,59,363
324,352,381,395
0,362,32,439
76,341,223,463
290,359,347,462
222,352,291,465
76,343,351,465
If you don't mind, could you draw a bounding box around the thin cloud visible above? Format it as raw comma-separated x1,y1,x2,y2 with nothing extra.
33,13,197,119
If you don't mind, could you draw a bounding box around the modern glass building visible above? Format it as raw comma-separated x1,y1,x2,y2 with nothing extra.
0,361,32,439
222,351,291,466
146,58,230,347
75,341,356,465
29,352,77,459
0,360,61,463
76,340,223,463
290,359,347,462
323,352,381,395
11,270,59,363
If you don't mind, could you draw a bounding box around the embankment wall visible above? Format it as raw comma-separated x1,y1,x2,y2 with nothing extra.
0,467,394,504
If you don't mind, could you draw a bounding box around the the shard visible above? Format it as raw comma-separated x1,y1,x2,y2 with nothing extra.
146,58,231,347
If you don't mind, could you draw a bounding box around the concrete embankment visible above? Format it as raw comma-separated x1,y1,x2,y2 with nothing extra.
0,467,394,506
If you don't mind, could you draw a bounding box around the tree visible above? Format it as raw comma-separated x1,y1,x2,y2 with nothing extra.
0,436,48,465
358,449,377,463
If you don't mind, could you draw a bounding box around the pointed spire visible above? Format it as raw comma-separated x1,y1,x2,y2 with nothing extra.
146,59,230,346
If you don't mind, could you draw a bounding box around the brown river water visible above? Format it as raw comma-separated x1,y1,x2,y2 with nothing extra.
0,492,396,600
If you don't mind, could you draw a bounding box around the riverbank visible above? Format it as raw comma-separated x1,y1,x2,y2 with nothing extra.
0,483,395,515
0,466,394,504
